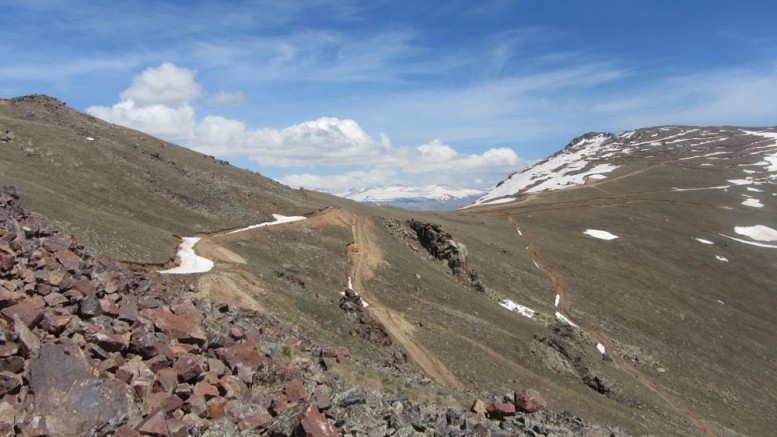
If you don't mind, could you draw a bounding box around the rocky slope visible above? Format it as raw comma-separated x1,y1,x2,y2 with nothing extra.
0,188,627,435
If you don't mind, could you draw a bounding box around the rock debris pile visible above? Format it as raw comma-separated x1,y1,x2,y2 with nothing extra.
0,188,626,436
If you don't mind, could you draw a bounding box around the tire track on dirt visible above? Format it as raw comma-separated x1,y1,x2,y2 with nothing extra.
348,214,463,387
508,216,720,437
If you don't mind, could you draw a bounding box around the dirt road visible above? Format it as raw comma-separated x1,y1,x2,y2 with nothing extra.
348,214,463,387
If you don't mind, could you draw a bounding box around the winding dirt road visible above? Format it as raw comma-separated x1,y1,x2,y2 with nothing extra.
348,214,462,387
508,216,720,437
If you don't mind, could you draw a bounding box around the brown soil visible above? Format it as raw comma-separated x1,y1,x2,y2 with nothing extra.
348,214,463,387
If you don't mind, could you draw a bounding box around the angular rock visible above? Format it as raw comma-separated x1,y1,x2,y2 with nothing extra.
471,399,487,417
173,354,205,382
0,371,21,395
13,314,41,357
238,412,272,431
514,388,547,413
217,343,263,371
137,410,168,436
486,402,516,420
284,378,308,402
142,308,207,345
297,403,337,437
29,343,131,436
193,381,219,399
2,296,45,327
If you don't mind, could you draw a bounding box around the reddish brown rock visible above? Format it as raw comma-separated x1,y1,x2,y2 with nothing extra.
171,300,204,325
219,375,247,400
0,289,21,310
155,368,179,394
486,402,516,420
284,379,308,403
137,410,168,436
2,296,45,327
13,314,41,357
142,308,207,345
207,396,228,419
270,395,294,415
42,292,68,307
173,354,205,382
113,424,142,437
238,412,272,431
297,404,337,437
217,343,263,371
207,357,227,376
193,382,219,399
514,388,547,413
0,371,21,395
54,249,81,272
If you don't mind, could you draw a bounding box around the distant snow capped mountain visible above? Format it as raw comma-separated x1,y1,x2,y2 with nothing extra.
342,185,486,211
473,126,777,207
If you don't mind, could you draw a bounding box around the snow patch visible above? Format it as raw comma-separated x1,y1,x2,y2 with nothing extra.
346,276,368,307
499,299,535,318
695,238,714,245
741,198,763,208
555,312,578,327
227,214,306,235
715,255,729,262
672,185,730,192
584,229,619,240
159,238,214,274
86,137,95,141
554,294,560,308
734,225,777,242
596,343,606,354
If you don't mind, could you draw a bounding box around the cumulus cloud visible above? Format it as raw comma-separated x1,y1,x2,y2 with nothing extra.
87,62,528,192
208,91,246,106
86,63,201,140
194,116,393,167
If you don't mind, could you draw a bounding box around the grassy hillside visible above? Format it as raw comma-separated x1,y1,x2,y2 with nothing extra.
0,95,317,262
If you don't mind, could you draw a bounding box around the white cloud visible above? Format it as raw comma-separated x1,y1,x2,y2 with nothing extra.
88,100,197,140
86,63,201,140
194,116,393,167
120,62,201,106
208,91,246,106
87,62,529,192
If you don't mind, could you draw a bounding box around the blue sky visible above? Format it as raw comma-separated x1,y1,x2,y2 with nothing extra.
3,0,777,192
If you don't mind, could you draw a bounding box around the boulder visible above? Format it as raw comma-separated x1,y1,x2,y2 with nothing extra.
296,404,337,437
486,402,516,420
29,343,131,436
514,388,547,413
141,308,207,345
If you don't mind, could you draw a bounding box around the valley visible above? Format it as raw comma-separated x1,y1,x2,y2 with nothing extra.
2,96,776,436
